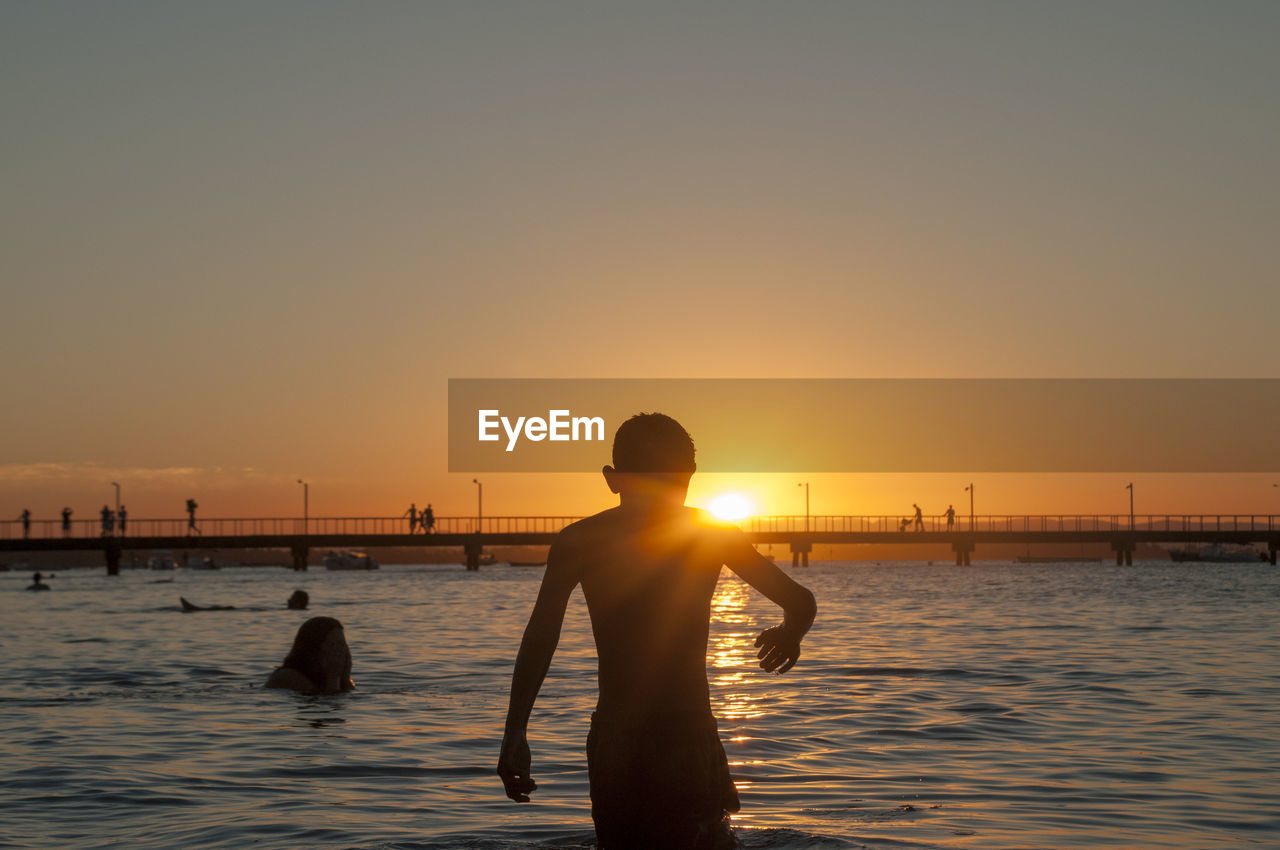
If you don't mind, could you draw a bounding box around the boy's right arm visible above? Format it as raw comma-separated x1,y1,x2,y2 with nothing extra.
722,528,817,674
497,535,582,802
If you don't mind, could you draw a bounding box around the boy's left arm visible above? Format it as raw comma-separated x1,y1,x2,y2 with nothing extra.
497,536,582,802
722,528,817,674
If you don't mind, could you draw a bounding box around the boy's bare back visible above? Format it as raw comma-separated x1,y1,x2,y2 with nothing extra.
559,505,805,722
498,501,815,793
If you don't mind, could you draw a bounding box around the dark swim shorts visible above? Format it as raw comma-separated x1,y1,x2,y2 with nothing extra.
587,710,740,850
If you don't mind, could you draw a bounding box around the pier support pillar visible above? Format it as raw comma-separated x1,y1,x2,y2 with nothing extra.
465,538,483,572
789,540,812,568
1111,542,1134,566
1269,546,1277,566
952,541,974,566
291,545,309,572
104,544,121,576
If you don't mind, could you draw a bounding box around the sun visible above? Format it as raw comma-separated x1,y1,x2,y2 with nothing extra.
708,493,752,522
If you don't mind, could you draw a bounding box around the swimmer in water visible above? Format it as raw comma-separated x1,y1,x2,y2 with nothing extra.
265,616,354,695
179,597,235,612
286,590,309,610
27,571,51,591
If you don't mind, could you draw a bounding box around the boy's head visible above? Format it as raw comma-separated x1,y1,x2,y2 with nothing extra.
603,413,696,501
610,413,695,473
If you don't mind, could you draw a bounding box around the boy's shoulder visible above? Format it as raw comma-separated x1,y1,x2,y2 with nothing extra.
554,507,622,543
555,507,743,544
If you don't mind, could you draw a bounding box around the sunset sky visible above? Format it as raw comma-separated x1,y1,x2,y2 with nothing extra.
3,3,1278,522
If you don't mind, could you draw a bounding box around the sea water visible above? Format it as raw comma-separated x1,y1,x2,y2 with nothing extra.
1,560,1277,849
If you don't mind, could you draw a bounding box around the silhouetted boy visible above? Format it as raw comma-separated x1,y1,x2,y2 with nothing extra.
498,413,816,849
20,509,30,539
61,507,72,537
186,498,199,535
422,503,435,533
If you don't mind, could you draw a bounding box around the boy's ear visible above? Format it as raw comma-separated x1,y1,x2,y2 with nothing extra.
602,465,621,494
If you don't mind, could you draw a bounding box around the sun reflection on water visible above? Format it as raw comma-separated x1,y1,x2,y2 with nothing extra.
708,576,765,721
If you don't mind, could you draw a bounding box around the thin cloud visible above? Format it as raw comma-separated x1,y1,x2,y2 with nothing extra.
0,462,292,485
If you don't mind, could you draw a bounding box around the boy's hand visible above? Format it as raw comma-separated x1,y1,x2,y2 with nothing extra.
497,728,537,802
754,624,802,674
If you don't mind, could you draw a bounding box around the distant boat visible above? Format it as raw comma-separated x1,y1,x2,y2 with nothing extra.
186,555,219,570
1014,556,1103,564
149,551,179,571
506,559,546,567
1168,544,1263,563
324,551,380,571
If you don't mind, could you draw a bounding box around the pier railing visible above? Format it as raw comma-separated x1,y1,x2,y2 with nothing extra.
1,514,1277,542
744,514,1280,534
0,515,582,540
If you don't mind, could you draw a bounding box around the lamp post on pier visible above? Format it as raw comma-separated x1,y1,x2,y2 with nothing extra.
297,479,308,534
964,483,974,531
1126,482,1134,530
111,481,120,527
465,478,485,571
798,482,809,533
291,479,310,572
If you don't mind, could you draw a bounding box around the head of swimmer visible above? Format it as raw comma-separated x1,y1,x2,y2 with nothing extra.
283,616,353,694
602,413,696,509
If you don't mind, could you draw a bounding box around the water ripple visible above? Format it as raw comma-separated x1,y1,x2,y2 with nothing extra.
1,561,1277,848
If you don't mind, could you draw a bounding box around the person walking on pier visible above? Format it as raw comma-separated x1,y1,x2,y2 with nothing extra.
403,503,418,533
945,504,955,531
20,509,31,539
186,498,200,535
912,503,924,531
422,503,435,533
100,505,114,537
61,507,72,537
118,505,127,536
498,412,817,850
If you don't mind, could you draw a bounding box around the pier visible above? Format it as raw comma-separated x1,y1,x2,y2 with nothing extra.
3,514,1278,573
